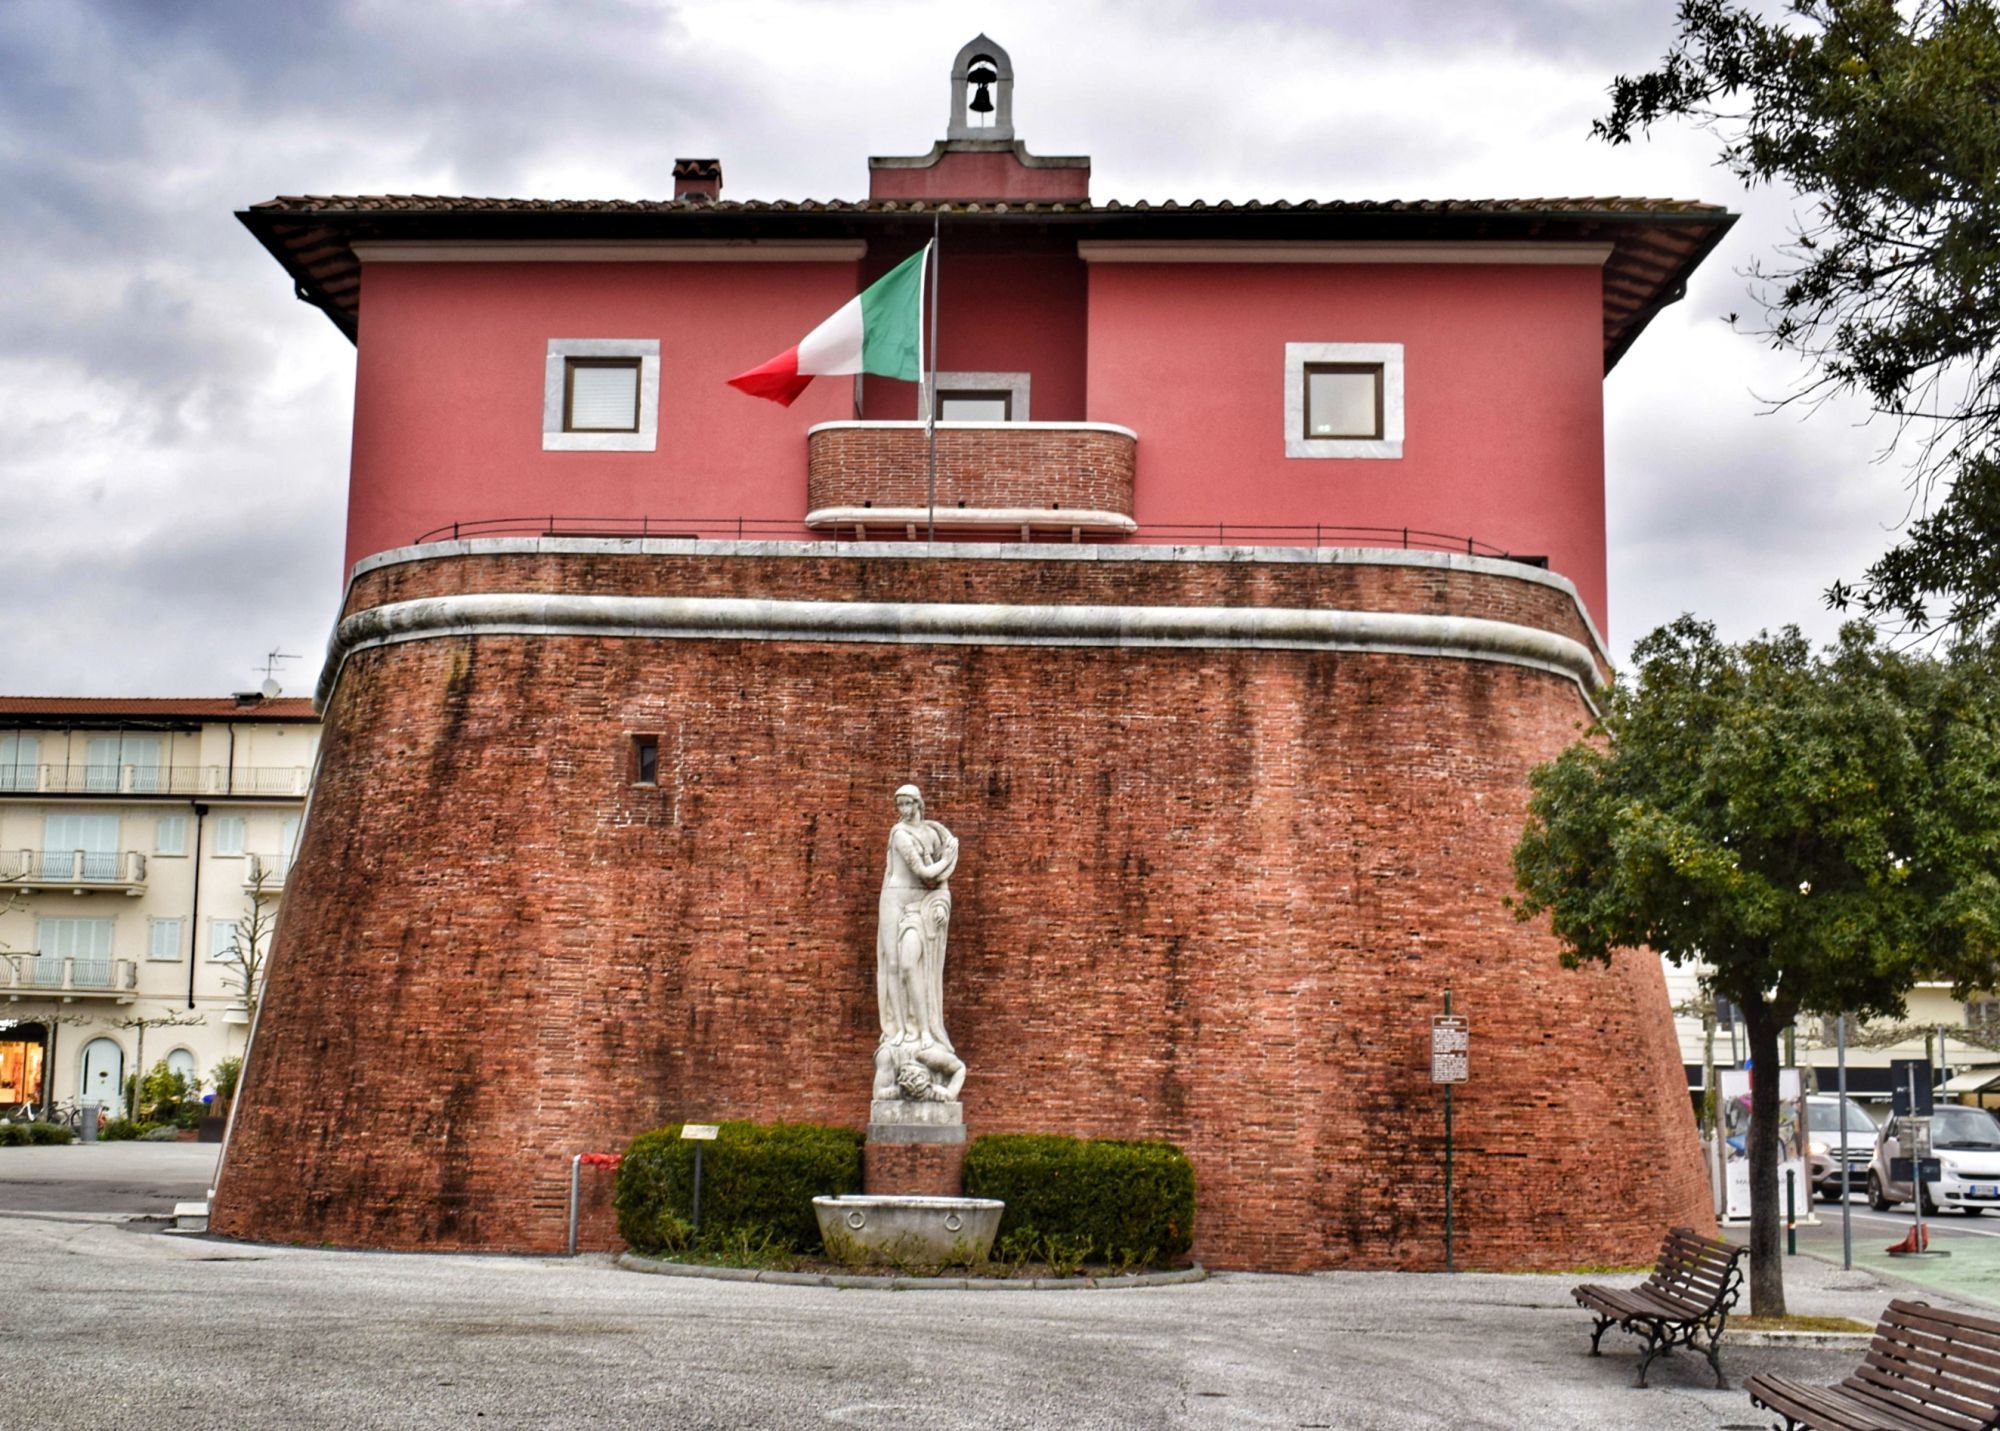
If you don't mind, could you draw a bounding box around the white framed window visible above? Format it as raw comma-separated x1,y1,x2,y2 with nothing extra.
207,919,239,962
924,370,1031,422
1284,342,1404,459
212,816,246,857
148,918,185,962
155,816,189,856
543,339,660,452
0,733,38,792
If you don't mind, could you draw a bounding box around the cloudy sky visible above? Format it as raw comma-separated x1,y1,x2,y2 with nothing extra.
0,0,1919,696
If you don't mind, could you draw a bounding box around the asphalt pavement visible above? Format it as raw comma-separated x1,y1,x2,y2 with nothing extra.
3,1145,1995,1430
0,1140,217,1213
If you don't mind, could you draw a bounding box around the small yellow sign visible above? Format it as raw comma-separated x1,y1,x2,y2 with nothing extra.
680,1124,719,1140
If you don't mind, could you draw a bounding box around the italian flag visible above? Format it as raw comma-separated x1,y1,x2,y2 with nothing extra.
727,245,929,406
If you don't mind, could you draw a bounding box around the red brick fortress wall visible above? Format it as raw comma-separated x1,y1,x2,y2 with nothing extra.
211,540,1709,1269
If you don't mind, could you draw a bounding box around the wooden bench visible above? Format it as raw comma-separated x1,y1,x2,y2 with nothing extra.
1572,1226,1747,1387
1747,1299,2000,1430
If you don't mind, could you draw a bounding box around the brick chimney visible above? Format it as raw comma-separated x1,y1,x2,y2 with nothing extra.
673,158,723,202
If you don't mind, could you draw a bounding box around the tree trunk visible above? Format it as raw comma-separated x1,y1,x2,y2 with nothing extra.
1744,1001,1787,1317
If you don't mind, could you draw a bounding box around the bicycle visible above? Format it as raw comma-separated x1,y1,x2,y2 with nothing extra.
3,1100,43,1124
39,1101,82,1131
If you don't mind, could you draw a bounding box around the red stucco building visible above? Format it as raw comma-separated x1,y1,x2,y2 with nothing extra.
214,38,1733,1270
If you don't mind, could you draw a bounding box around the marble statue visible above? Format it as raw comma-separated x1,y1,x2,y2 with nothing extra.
875,784,960,1100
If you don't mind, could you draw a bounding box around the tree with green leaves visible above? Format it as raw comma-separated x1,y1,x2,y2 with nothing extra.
1511,618,2000,1313
1598,0,2000,635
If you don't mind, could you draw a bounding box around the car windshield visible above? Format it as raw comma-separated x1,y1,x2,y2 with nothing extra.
1806,1101,1876,1135
1929,1106,2000,1149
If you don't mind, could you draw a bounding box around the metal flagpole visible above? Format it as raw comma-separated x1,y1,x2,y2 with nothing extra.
926,210,940,546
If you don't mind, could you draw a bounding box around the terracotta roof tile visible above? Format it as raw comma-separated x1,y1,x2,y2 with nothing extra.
248,193,1726,217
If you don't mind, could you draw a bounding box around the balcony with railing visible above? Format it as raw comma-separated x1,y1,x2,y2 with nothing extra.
0,764,311,797
3,955,138,1002
1,849,148,895
243,851,292,891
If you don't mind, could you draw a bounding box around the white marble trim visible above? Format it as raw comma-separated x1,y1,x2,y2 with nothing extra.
344,536,1613,673
317,592,1603,714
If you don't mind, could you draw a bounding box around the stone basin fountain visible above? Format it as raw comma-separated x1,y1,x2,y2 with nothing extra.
814,1194,1005,1266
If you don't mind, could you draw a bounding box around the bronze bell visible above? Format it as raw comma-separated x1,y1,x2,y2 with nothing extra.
967,61,997,114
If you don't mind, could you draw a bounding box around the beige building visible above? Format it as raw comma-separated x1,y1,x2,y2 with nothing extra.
1662,957,1998,1112
0,696,318,1117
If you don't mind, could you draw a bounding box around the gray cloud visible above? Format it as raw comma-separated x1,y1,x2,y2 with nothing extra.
0,0,1915,694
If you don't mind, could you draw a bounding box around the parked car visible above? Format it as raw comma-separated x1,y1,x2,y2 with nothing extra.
1805,1094,1877,1201
1867,1103,2000,1215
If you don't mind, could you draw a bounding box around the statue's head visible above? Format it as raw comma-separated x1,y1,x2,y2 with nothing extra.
894,783,924,820
896,1060,932,1099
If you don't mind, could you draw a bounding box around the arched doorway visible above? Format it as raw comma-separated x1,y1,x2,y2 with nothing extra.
79,1038,123,1117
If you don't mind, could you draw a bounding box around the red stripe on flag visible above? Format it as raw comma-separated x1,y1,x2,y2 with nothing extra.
726,346,813,406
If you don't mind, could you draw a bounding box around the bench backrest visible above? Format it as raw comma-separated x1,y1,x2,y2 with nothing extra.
1843,1299,2000,1430
1642,1227,1745,1317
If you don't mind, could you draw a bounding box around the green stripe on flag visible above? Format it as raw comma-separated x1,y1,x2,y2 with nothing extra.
859,247,926,383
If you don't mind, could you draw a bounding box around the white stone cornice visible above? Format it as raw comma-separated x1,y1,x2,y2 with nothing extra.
318,593,1604,715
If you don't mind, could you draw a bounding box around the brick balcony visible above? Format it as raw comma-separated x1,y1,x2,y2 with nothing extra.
805,421,1137,539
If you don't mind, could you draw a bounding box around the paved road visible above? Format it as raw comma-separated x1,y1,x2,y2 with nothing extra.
0,1215,1885,1431
0,1141,217,1213
0,1146,1987,1429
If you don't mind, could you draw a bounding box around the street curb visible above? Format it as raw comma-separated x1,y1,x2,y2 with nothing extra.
615,1253,1208,1291
1729,1330,1874,1347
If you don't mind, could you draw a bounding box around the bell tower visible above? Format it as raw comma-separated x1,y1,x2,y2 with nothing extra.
947,35,1013,141
869,36,1089,203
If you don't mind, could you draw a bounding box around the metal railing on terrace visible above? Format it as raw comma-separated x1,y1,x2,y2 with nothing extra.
0,764,311,797
409,514,1547,564
3,955,137,998
1,849,148,892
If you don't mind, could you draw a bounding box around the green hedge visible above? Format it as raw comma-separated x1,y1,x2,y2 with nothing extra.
99,1119,165,1142
615,1120,863,1254
964,1134,1196,1263
0,1121,76,1146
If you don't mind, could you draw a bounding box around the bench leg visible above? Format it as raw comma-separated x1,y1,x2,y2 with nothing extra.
1587,1314,1616,1356
1633,1325,1666,1388
1701,1328,1728,1390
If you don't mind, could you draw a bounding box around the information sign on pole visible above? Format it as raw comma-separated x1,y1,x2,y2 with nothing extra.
1431,1015,1469,1084
680,1124,719,1140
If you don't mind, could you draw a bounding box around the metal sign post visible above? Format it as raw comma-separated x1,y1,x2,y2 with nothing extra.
682,1123,719,1239
1431,992,1468,1273
1837,1012,1852,1270
1887,1069,1949,1259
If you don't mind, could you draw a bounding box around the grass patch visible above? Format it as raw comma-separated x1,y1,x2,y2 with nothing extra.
1531,1264,1652,1276
1734,1314,1873,1334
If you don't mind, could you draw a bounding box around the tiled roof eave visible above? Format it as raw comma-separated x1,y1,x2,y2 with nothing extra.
237,195,1736,363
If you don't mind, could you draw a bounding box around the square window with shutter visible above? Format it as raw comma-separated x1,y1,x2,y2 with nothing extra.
149,918,185,962
1284,343,1404,459
565,359,642,432
543,340,659,452
1303,364,1383,440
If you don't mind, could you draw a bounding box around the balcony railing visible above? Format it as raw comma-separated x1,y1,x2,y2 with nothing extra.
0,764,311,797
405,514,1540,562
244,852,292,891
3,955,138,1001
2,849,148,895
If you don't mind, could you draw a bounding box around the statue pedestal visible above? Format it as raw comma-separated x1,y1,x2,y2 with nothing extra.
864,1100,966,1197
